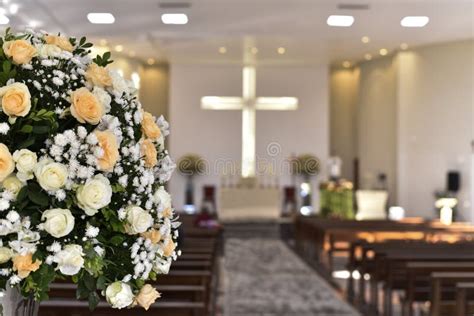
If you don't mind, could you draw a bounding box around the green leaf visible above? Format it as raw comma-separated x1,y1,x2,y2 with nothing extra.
88,292,100,311
32,125,50,134
18,137,35,149
19,125,33,133
16,186,27,202
83,273,96,292
27,187,49,206
110,235,125,246
96,276,106,291
2,60,11,73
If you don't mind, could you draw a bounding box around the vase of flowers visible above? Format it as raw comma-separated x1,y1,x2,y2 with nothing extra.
177,154,205,212
0,28,179,314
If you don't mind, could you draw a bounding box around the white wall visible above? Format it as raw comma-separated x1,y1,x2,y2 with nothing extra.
357,57,398,205
330,68,359,181
168,64,329,211
397,41,474,220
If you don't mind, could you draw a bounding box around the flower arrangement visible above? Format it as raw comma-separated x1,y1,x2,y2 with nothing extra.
291,154,320,177
0,28,179,310
177,153,205,176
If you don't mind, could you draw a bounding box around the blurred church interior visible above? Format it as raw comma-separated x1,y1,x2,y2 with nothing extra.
3,0,474,315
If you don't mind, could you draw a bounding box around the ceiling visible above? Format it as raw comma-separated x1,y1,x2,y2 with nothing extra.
3,0,474,65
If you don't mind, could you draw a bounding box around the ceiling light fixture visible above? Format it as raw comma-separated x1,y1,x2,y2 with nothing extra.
8,3,18,14
99,39,108,46
87,13,115,24
342,61,351,68
277,47,286,54
400,16,429,27
114,45,123,52
0,14,8,25
218,46,227,54
28,20,40,28
327,15,354,27
161,13,188,25
361,36,370,44
364,53,372,61
379,48,388,56
400,43,409,50
147,58,156,65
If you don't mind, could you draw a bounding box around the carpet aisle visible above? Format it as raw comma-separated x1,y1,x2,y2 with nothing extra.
222,238,360,316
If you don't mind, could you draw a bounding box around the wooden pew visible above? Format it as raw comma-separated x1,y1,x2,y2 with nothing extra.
456,282,474,316
429,272,474,316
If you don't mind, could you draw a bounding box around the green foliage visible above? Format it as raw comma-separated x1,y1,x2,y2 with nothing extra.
93,51,113,67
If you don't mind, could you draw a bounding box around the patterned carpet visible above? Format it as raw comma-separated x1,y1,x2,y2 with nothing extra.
222,237,360,316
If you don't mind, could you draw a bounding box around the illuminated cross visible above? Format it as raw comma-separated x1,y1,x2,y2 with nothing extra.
201,65,298,178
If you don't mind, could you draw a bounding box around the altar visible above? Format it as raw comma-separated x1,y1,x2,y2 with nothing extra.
218,186,281,222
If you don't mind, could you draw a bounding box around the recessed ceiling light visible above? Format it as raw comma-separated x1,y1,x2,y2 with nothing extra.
342,61,351,68
99,39,108,46
250,47,258,54
361,36,370,44
400,43,409,50
364,53,372,61
161,13,188,25
87,13,115,24
401,16,429,27
147,58,155,65
8,3,18,14
379,48,388,56
277,47,286,55
0,14,8,24
218,46,227,54
114,45,123,52
327,15,354,27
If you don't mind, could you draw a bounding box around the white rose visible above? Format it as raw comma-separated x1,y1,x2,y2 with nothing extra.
153,186,171,211
34,158,68,191
105,281,134,309
13,149,37,174
37,44,61,58
0,247,12,264
76,174,112,216
2,175,23,197
42,208,75,238
153,258,171,275
54,244,84,276
125,205,153,235
92,86,111,113
109,70,129,96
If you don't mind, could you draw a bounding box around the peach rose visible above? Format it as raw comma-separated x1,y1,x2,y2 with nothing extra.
44,35,74,52
85,63,112,88
141,139,157,168
0,143,14,182
12,253,41,279
141,112,161,140
162,237,176,257
135,284,161,310
70,87,104,125
0,82,32,118
95,130,119,172
3,40,37,65
162,208,173,218
141,229,162,244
